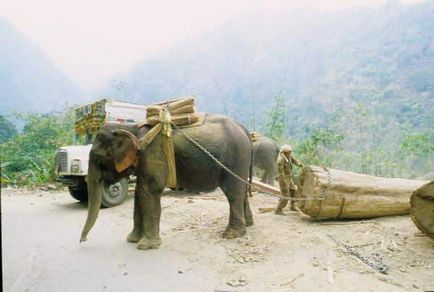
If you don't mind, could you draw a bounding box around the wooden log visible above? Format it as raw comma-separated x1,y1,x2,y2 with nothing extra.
410,181,434,238
297,166,428,220
251,179,280,195
146,97,196,117
145,114,200,127
147,96,195,112
152,96,195,107
170,104,195,115
146,104,196,116
146,105,165,116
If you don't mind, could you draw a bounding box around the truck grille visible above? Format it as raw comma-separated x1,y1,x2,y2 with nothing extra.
55,150,68,173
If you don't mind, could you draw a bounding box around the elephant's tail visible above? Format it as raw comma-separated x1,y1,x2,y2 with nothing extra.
248,145,253,197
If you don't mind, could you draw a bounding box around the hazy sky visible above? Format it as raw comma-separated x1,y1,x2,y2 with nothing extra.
0,0,422,92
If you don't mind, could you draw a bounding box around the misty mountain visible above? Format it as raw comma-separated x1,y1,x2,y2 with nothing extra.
0,18,80,116
105,1,433,140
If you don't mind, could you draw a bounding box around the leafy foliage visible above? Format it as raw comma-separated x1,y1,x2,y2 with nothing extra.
400,133,434,156
264,96,286,142
0,109,74,185
293,128,344,168
0,115,16,143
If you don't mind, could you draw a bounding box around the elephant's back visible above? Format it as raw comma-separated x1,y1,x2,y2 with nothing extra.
254,136,279,155
172,113,252,191
176,113,251,149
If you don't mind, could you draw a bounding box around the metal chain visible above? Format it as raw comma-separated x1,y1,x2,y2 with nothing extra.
171,122,326,202
171,122,250,185
320,167,332,200
327,234,389,274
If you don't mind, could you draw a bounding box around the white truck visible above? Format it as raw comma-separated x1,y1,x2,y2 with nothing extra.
54,99,147,207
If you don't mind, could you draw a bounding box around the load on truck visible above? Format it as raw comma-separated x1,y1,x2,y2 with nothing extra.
54,99,147,207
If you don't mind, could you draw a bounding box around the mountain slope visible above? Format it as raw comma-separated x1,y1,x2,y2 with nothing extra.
106,2,433,138
0,18,80,115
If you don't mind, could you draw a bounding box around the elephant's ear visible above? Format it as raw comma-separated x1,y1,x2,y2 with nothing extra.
112,129,140,173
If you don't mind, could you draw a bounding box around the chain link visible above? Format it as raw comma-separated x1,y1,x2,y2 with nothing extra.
327,234,389,274
171,122,327,202
171,122,249,184
320,167,332,200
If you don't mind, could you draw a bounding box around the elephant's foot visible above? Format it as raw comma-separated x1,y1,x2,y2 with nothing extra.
246,217,254,226
222,226,246,239
127,230,143,243
137,236,162,250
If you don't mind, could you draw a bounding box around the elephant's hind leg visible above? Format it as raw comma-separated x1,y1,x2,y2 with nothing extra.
244,194,254,226
221,179,248,239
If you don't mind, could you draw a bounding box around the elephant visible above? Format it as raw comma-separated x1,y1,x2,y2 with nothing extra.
252,135,279,185
80,114,254,250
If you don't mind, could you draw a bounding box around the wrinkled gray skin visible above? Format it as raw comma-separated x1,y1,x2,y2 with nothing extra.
80,114,254,250
252,136,279,185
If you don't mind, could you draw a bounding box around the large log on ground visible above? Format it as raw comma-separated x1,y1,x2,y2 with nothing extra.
297,166,428,220
410,181,434,238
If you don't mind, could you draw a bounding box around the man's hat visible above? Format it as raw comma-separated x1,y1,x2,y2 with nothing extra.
280,144,292,152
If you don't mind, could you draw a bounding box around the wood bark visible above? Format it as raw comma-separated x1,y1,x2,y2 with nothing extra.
297,166,428,220
410,181,434,238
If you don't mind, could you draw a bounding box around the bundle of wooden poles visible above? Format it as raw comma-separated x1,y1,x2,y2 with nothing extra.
144,96,200,127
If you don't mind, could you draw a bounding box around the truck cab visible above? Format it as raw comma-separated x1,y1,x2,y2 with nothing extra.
54,99,147,207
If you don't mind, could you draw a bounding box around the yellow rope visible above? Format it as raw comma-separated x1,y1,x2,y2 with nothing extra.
138,108,177,188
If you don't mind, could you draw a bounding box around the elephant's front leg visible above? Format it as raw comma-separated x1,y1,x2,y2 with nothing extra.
126,188,144,243
138,193,162,250
134,179,163,250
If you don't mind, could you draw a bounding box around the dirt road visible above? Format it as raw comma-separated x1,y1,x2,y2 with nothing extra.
2,187,433,291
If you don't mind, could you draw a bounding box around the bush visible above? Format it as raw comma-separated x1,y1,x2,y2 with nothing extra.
0,109,74,186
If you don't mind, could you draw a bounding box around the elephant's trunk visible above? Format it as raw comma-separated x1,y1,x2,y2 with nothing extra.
80,162,102,242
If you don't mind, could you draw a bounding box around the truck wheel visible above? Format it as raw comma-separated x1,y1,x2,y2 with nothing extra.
68,184,88,202
101,178,128,207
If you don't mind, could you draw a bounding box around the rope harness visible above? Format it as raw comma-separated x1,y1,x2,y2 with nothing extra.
138,107,177,188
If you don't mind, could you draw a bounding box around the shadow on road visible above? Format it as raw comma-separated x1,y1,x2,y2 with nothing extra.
56,194,134,211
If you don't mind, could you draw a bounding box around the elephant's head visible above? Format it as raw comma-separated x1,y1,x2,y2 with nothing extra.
80,127,140,242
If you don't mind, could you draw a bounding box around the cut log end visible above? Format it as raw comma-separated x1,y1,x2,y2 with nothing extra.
410,181,434,239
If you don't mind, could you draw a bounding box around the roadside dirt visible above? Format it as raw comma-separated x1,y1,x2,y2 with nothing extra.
2,186,433,291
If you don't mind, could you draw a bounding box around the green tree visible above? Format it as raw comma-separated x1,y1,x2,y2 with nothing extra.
0,109,74,185
400,133,434,156
264,95,286,142
294,128,344,167
0,115,17,144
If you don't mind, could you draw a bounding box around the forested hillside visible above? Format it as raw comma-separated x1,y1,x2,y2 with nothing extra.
0,18,80,116
1,1,433,185
103,1,433,178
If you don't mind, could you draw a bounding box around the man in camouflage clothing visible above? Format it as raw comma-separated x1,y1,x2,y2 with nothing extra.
275,144,303,215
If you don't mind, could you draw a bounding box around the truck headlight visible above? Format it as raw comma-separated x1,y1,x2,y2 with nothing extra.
71,159,81,174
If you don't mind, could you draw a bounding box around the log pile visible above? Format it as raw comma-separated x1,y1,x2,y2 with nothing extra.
410,181,434,238
297,166,428,220
144,97,200,127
